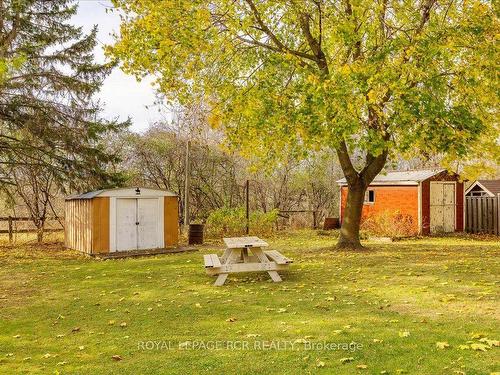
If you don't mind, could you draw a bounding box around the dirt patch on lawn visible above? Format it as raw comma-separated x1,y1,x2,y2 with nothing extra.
0,270,39,312
0,242,84,313
0,242,83,261
386,297,500,321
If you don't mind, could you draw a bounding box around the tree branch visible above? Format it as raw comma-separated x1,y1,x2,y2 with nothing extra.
336,140,359,186
243,0,317,62
360,149,388,187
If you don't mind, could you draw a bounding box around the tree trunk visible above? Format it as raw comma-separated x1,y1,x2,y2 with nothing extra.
37,227,43,243
337,182,366,249
36,219,45,243
335,139,389,250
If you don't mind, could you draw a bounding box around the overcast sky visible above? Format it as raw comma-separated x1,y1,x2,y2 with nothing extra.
72,0,165,132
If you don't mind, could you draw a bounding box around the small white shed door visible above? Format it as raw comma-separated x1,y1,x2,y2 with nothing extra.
116,198,138,251
430,182,455,233
115,198,160,251
137,198,159,250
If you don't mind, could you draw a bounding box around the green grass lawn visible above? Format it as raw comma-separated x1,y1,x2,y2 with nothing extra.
0,231,499,374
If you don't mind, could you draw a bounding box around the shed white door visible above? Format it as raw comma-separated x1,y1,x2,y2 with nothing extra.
115,198,160,251
430,182,455,233
116,198,138,251
137,198,159,249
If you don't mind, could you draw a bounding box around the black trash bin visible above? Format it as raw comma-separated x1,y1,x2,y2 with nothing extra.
323,217,340,230
188,224,204,245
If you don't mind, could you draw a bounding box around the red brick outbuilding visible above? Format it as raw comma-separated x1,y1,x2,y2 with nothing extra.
337,169,464,234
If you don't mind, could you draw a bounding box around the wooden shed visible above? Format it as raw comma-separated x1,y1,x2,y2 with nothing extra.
337,169,464,234
65,188,179,254
465,179,500,197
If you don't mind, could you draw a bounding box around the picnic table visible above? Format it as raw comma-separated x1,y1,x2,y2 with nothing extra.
203,236,292,286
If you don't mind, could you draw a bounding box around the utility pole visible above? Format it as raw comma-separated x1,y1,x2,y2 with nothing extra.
245,179,249,235
184,139,190,232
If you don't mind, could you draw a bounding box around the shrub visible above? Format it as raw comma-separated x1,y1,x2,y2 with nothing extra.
361,210,417,238
205,207,278,238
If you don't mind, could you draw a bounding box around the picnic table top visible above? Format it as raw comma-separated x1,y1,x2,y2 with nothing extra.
223,236,269,249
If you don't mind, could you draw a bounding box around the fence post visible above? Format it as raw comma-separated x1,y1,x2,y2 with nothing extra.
8,216,13,244
497,194,500,235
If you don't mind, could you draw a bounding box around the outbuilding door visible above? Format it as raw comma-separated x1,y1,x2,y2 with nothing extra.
115,198,159,251
430,182,455,233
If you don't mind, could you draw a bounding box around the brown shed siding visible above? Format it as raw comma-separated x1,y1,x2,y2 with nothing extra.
421,180,431,234
91,197,110,253
164,196,179,247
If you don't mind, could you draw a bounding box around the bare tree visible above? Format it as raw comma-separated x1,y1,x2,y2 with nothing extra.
7,163,61,242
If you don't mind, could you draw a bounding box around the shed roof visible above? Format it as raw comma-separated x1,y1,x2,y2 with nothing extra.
465,179,500,197
337,169,446,186
66,187,177,200
478,180,500,195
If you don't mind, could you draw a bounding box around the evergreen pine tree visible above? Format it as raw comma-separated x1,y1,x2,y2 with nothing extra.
0,0,128,190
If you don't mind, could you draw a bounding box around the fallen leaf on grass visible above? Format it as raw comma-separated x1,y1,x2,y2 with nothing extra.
72,327,80,333
436,342,450,349
470,332,485,339
356,364,368,369
120,322,127,328
340,357,354,364
111,355,123,361
226,317,236,322
316,361,325,368
470,343,489,351
13,335,20,339
399,331,410,338
479,338,499,347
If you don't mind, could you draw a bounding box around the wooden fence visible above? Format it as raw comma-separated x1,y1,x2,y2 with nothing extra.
0,216,64,243
278,210,320,229
465,195,500,235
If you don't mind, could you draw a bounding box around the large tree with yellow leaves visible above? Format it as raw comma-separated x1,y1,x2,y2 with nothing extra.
110,0,498,248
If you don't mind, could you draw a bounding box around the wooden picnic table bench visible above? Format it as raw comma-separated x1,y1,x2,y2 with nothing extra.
203,236,292,286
